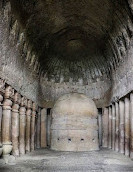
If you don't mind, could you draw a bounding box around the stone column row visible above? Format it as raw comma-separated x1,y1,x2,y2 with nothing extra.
102,93,133,160
0,79,47,163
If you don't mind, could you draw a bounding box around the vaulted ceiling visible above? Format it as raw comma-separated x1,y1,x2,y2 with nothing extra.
10,0,133,84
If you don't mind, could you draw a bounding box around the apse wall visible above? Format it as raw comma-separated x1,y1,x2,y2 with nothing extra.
40,76,111,108
0,1,43,106
51,93,99,152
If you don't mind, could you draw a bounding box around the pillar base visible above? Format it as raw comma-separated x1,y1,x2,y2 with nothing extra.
12,150,19,157
3,155,16,164
2,144,12,156
115,148,119,152
3,154,10,164
130,152,133,160
19,149,25,155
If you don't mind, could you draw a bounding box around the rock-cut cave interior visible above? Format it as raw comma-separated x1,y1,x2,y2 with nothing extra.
0,0,133,171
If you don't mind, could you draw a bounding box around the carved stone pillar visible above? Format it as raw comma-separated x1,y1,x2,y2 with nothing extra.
0,79,5,157
2,86,14,161
31,102,37,151
112,104,116,151
130,93,133,159
115,102,119,152
119,100,125,154
37,107,41,149
125,97,130,157
19,97,27,155
41,108,47,148
108,106,112,149
0,94,3,156
34,110,38,149
26,100,32,152
12,92,21,157
102,108,109,148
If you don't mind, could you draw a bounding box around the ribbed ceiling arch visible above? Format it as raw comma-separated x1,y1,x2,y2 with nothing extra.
10,0,133,84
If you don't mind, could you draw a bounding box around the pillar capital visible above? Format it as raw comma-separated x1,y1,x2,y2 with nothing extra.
19,107,26,115
27,100,32,109
0,94,3,105
13,92,21,105
12,104,19,113
26,109,32,116
5,85,14,99
32,102,36,111
21,97,27,107
3,99,12,110
38,107,42,114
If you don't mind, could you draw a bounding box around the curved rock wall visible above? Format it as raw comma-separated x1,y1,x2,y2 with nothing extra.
0,1,43,106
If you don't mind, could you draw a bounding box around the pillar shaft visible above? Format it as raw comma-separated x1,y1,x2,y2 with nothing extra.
37,108,41,148
119,100,125,154
124,97,130,157
19,97,27,155
34,113,38,149
12,92,21,157
2,86,14,161
26,100,32,152
19,107,26,155
41,108,47,148
130,93,133,159
31,103,36,151
98,111,102,147
0,94,3,156
112,104,116,151
102,108,109,147
108,106,112,149
2,99,12,143
12,103,19,156
115,102,119,152
26,109,32,152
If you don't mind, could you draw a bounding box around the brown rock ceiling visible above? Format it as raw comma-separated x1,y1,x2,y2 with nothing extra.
10,0,133,85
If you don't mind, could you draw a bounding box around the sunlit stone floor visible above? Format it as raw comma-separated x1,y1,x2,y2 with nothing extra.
0,148,133,172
